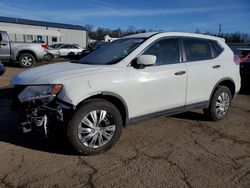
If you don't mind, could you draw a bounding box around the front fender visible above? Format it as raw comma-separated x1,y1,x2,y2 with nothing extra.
56,71,129,109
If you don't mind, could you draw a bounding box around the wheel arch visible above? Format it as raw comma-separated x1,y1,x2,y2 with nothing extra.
208,78,236,107
76,92,129,127
16,50,37,61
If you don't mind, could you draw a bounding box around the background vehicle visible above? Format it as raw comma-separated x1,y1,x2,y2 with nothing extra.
44,47,60,61
237,48,250,89
11,32,240,155
0,31,47,68
57,44,85,57
0,62,5,76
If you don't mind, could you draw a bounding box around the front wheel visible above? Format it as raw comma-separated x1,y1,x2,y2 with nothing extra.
45,53,54,61
203,86,232,121
68,99,123,155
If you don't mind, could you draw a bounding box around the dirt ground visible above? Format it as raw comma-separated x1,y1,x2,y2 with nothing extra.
0,61,250,188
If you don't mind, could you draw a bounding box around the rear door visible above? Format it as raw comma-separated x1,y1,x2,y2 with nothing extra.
0,32,11,61
182,38,224,105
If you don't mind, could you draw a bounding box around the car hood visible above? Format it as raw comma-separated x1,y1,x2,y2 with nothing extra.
11,62,103,85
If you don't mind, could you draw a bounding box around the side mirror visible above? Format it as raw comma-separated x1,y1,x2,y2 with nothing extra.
137,55,156,66
0,62,6,76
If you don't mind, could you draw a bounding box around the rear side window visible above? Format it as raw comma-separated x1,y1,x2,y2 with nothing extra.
183,38,212,62
0,34,2,41
143,38,180,65
210,40,223,57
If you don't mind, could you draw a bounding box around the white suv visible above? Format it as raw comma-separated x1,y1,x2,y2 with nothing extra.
11,32,241,155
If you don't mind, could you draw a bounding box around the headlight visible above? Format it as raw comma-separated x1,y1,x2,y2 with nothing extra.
18,84,62,103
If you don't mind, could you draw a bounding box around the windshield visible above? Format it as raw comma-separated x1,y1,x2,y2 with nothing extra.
77,38,145,65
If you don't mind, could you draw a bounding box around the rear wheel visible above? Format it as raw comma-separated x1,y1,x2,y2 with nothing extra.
203,86,232,121
18,53,35,68
68,99,123,155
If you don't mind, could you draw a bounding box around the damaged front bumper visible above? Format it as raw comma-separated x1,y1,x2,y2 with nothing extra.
11,85,73,137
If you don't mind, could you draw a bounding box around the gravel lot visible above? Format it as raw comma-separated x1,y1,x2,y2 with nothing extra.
0,61,250,188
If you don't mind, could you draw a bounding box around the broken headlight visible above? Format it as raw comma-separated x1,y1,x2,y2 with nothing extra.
18,84,63,103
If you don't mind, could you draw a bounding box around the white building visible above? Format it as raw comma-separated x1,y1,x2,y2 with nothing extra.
0,16,88,48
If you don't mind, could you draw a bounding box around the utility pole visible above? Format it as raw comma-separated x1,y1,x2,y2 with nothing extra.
218,24,222,36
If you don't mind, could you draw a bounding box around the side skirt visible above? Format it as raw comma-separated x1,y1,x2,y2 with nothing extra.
126,101,209,126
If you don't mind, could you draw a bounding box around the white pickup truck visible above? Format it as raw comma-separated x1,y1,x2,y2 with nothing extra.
0,31,47,67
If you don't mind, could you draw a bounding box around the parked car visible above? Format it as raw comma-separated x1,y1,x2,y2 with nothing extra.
237,48,250,89
57,44,85,57
44,47,60,61
0,31,47,68
11,32,240,155
0,62,5,76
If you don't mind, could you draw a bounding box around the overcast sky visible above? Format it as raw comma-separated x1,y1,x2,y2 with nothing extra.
0,0,249,33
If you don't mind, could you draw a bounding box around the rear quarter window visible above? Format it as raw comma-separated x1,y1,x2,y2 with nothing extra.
209,40,224,57
183,38,212,62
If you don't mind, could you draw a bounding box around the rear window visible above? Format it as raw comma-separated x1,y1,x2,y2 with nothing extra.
183,38,212,62
210,40,223,57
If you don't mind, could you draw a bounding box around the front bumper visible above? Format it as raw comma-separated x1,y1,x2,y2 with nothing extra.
11,86,73,136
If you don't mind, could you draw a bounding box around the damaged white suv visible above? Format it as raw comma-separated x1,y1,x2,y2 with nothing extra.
11,32,241,155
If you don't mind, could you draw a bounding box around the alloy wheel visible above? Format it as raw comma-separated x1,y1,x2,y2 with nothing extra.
78,110,116,148
215,92,230,117
21,56,34,66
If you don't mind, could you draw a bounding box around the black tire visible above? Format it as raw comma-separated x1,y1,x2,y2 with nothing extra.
18,53,35,68
203,86,232,121
45,53,54,61
68,99,123,155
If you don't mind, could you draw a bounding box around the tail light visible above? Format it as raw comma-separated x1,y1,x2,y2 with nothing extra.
234,55,240,65
239,54,250,63
41,44,48,49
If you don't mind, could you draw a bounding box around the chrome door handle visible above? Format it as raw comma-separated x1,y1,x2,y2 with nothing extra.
212,65,221,69
175,71,186,75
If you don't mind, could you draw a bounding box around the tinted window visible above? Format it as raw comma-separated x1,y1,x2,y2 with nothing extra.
71,45,79,49
0,34,2,41
210,40,223,57
60,45,71,49
143,38,180,65
183,38,212,61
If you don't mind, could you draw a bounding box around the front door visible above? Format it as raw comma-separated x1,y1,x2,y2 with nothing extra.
59,45,71,56
128,38,187,118
0,33,10,62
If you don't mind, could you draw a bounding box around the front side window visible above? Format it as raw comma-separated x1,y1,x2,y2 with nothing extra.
60,45,71,49
183,38,212,61
70,45,79,49
78,38,145,65
142,38,180,65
